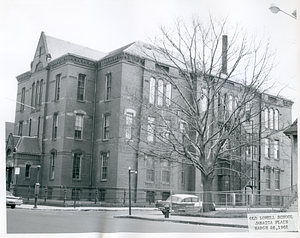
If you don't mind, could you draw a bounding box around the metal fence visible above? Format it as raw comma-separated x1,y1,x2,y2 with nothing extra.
11,184,297,210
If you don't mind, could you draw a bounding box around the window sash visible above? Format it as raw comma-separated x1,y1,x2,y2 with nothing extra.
72,154,81,179
274,110,279,130
50,152,55,180
264,108,269,128
75,115,83,139
274,140,279,159
147,117,155,142
101,153,109,180
165,83,172,106
275,171,280,189
35,81,40,107
157,79,164,106
18,121,23,136
55,75,61,101
162,170,170,183
125,112,134,139
52,114,58,139
20,87,25,111
31,82,35,107
149,77,155,104
103,115,110,140
269,108,274,129
266,169,271,189
105,74,111,100
77,74,85,101
25,164,31,178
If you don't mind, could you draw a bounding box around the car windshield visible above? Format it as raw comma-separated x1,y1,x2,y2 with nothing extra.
165,196,182,203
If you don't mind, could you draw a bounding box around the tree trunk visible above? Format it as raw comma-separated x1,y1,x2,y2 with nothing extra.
202,175,215,212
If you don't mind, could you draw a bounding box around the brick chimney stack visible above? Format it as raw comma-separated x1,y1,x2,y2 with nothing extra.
222,35,228,75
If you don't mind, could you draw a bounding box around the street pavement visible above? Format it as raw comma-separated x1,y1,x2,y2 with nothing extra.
14,204,249,229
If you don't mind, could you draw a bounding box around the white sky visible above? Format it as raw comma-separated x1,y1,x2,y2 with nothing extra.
0,0,299,124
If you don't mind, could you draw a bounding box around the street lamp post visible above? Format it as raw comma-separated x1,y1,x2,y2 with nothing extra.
33,165,41,208
269,4,297,20
128,167,137,215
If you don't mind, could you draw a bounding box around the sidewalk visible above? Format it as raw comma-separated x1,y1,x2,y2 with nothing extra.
14,204,249,229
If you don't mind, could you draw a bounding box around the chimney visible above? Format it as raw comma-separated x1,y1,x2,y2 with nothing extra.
222,35,228,75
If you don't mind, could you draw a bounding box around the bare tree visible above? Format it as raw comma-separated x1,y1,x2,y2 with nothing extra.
124,15,285,212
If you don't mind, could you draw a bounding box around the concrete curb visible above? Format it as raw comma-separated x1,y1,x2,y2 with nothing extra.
114,215,248,229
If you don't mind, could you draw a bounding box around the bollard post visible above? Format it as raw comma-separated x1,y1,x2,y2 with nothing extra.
94,189,98,204
44,187,48,203
63,187,67,205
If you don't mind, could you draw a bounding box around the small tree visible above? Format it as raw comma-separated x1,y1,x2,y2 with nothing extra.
125,16,278,211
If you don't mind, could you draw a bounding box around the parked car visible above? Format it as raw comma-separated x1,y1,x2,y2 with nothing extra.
6,191,23,209
155,194,202,213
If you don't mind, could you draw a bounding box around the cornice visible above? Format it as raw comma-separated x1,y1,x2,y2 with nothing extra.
16,71,31,82
49,54,97,69
98,52,144,68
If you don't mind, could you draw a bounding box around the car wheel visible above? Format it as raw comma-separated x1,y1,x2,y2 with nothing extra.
11,205,15,209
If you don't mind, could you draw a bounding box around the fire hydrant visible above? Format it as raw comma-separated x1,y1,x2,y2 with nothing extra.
162,204,170,218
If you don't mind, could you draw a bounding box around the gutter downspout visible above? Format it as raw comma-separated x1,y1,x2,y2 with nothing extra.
258,94,262,193
90,64,98,187
41,65,51,187
134,59,145,203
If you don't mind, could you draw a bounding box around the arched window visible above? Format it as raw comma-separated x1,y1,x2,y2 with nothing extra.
149,77,156,104
264,108,269,128
35,80,40,107
31,82,35,107
165,83,172,106
228,94,233,113
269,108,274,129
274,109,279,130
157,79,164,106
39,79,43,106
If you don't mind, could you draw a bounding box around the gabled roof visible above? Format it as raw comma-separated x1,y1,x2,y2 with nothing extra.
43,32,107,61
15,136,41,155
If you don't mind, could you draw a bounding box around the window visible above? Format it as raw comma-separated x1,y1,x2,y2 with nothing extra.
265,138,270,158
165,83,172,106
77,74,86,101
275,170,280,190
228,94,233,113
149,77,156,104
157,79,164,106
161,161,170,184
269,108,274,129
39,79,43,106
274,140,279,159
75,114,83,140
125,112,134,139
200,88,207,112
25,164,31,178
264,108,269,128
72,153,82,180
105,73,111,101
179,120,186,143
20,87,25,112
147,117,155,142
146,157,155,182
103,114,110,140
180,170,185,185
35,80,40,107
49,150,56,180
101,153,109,181
55,74,61,101
31,82,35,107
37,116,40,138
163,120,171,139
266,168,271,189
28,119,32,136
52,113,58,139
18,121,23,136
274,109,279,130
